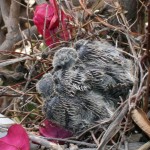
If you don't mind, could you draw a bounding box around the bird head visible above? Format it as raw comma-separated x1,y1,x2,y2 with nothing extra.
36,73,54,100
52,48,78,71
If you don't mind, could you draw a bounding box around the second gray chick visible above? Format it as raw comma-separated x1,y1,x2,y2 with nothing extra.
52,40,134,100
36,72,114,133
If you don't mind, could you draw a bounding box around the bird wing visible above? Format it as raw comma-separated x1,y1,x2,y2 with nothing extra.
60,67,91,96
87,68,133,98
79,91,114,121
75,40,124,65
86,69,117,91
58,64,117,94
57,62,130,98
75,40,134,82
44,94,91,132
75,40,134,94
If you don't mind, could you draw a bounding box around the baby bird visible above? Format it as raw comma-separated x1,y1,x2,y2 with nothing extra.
37,40,134,133
37,72,114,133
44,93,114,133
52,41,133,99
74,39,134,98
52,47,90,96
52,48,78,71
52,47,118,96
74,39,134,83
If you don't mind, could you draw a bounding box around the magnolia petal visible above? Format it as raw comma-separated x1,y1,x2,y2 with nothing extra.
33,3,54,34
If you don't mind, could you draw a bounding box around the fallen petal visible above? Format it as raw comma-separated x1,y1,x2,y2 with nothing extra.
33,3,54,35
39,120,73,143
33,1,73,48
0,124,30,150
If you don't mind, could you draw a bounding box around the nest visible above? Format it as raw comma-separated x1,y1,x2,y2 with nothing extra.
0,0,149,150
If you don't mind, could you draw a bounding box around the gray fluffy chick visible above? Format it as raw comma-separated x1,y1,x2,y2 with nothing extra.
52,40,134,99
74,40,134,99
52,47,118,96
37,40,134,133
37,72,114,133
74,39,134,83
52,48,78,71
44,93,114,133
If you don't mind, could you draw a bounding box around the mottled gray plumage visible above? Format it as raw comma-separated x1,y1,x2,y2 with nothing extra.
74,39,134,98
52,47,115,96
37,73,114,133
74,39,134,82
36,40,134,133
52,47,78,71
52,47,89,95
52,40,134,99
44,86,114,133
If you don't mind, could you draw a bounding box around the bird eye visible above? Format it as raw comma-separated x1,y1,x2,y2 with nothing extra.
55,65,62,71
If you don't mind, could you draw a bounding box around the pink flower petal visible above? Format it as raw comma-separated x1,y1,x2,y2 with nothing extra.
0,141,18,150
33,3,54,35
0,124,30,150
39,120,72,143
33,0,73,48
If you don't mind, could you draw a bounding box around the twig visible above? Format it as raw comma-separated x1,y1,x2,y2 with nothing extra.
8,0,21,32
0,52,41,68
79,0,122,31
0,25,38,51
0,0,9,25
29,134,64,150
115,1,137,58
90,131,99,146
97,102,129,150
30,134,96,148
0,0,21,52
137,141,150,150
23,60,39,91
143,69,150,112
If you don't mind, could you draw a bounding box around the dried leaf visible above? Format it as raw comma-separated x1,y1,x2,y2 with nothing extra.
131,107,150,137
